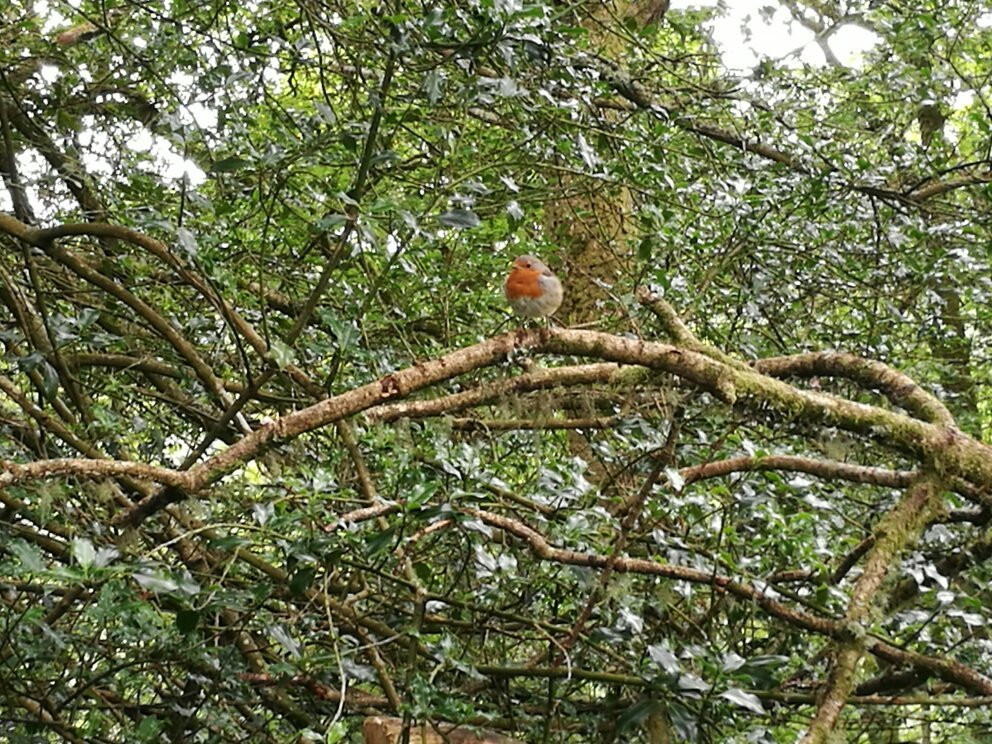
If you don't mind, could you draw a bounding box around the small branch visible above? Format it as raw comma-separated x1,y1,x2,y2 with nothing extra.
451,416,620,431
1,324,978,526
418,456,554,516
887,524,992,611
63,352,291,402
331,501,400,528
0,457,189,489
583,54,988,205
366,363,622,423
13,696,87,744
0,375,105,460
465,506,835,632
870,642,992,696
240,673,388,707
909,169,992,200
637,288,747,369
681,454,911,489
118,330,530,525
0,103,36,223
830,536,875,585
337,419,379,503
0,219,233,411
759,690,992,707
558,414,681,656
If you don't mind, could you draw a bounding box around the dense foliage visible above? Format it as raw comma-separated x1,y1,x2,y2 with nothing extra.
1,0,991,741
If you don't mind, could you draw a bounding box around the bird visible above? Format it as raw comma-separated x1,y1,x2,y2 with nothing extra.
504,254,563,320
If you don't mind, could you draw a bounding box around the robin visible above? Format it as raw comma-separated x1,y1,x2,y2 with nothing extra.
504,254,563,320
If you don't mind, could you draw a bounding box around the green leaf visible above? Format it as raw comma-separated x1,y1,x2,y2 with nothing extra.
175,609,200,633
209,156,251,172
136,716,165,741
268,623,301,658
316,213,349,230
314,102,336,124
38,359,59,400
720,687,764,714
11,540,45,572
325,315,359,350
133,570,200,596
268,339,296,369
615,699,663,733
289,566,316,596
364,527,397,555
176,227,198,258
72,538,96,568
324,721,348,743
438,209,480,228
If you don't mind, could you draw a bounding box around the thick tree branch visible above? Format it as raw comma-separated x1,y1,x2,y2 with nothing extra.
4,324,990,526
802,474,944,743
755,351,956,427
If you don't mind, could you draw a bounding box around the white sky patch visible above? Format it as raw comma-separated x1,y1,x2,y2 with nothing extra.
978,12,992,28
952,90,975,110
165,434,225,467
16,151,52,216
671,0,879,71
829,24,883,66
126,130,155,153
263,60,284,87
38,64,61,84
384,233,401,257
96,124,207,186
77,123,116,179
36,0,68,34
944,90,976,142
158,149,207,186
186,102,218,130
167,71,195,88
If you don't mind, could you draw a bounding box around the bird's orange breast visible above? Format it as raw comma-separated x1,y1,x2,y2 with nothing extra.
505,267,544,299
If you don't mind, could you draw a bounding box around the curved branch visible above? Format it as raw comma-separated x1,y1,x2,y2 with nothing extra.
754,351,956,427
367,362,623,423
1,106,106,220
680,453,988,509
0,375,103,460
0,214,325,404
0,215,233,412
31,220,318,393
451,416,620,431
586,54,987,205
118,329,535,525
78,326,992,523
909,170,992,200
0,457,189,489
637,288,747,369
4,319,986,533
466,506,836,634
681,454,912,489
463,506,992,696
5,319,991,702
